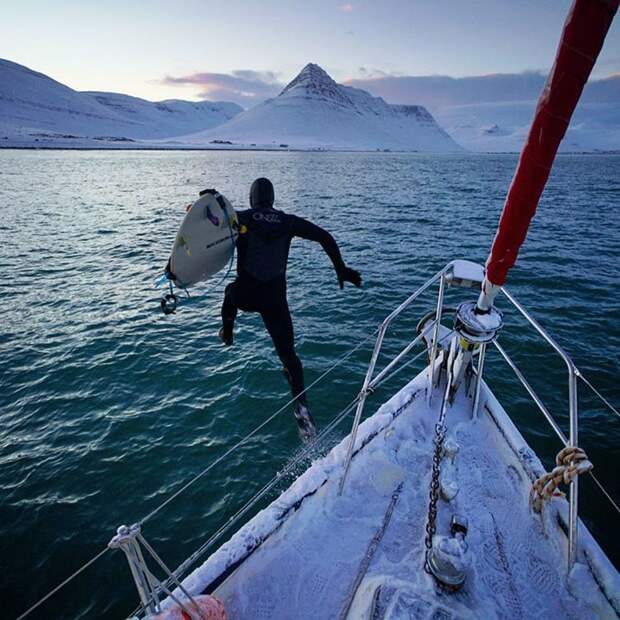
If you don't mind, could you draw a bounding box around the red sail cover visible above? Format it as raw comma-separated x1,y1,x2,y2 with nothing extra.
485,0,618,286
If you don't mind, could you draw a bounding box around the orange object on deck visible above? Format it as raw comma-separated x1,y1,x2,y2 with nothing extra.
153,594,227,620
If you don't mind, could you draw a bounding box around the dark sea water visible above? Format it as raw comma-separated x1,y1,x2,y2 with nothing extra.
1,150,618,619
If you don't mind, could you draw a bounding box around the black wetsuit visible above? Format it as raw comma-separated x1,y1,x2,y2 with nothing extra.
221,206,346,402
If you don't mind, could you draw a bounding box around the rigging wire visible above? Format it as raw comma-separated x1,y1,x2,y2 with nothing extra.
132,399,361,615
588,472,620,515
15,329,378,620
573,372,620,513
576,371,620,421
139,328,378,526
15,548,109,620
133,342,437,614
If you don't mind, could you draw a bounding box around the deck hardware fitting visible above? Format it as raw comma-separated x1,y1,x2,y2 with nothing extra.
109,524,207,620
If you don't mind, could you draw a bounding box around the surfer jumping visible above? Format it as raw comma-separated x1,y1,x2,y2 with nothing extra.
220,177,362,441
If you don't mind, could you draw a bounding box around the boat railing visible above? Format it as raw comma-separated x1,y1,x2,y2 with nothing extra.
339,259,620,573
496,286,580,567
338,261,455,493
491,286,619,567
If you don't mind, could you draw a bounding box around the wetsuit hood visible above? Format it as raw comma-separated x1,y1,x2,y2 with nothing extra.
250,177,274,209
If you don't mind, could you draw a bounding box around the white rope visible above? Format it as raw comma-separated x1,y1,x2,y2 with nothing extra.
576,370,620,420
141,562,203,620
139,329,377,525
15,548,109,620
138,533,208,620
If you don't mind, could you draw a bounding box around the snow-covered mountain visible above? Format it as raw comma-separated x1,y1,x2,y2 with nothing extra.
178,64,461,151
433,99,620,153
347,73,620,152
0,58,241,146
83,92,241,138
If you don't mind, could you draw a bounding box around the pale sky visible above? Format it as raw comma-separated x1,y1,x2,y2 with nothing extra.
2,0,619,104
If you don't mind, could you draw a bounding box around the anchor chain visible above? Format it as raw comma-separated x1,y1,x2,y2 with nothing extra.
424,411,448,566
424,337,455,573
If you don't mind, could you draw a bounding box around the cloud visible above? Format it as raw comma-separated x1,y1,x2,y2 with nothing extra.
345,72,546,109
339,3,354,12
162,70,284,107
345,71,620,110
162,67,619,110
357,66,393,79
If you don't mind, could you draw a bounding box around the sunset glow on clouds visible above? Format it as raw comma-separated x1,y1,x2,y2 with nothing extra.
163,71,283,106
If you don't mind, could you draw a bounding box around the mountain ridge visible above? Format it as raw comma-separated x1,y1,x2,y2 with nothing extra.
178,63,462,151
0,58,242,146
346,71,620,151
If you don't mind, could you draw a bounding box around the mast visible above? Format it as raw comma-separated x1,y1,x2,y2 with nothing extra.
477,0,619,311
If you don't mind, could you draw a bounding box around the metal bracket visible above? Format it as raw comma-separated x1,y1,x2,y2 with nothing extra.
109,524,161,616
109,524,208,619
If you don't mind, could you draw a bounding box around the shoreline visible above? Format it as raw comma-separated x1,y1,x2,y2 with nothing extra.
1,145,618,155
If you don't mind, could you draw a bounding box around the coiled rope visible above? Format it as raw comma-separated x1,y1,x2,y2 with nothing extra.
531,446,593,512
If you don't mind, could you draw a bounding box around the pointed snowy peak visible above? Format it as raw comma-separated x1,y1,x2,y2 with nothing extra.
279,63,353,106
281,63,337,94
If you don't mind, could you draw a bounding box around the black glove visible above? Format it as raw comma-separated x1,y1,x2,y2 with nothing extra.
337,266,362,289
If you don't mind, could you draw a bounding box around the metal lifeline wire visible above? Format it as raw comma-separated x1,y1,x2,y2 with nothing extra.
147,349,435,610
487,350,620,515
133,341,437,615
574,372,620,514
589,472,620,514
576,370,620,421
178,341,438,574
138,328,378,526
133,398,362,615
15,548,109,620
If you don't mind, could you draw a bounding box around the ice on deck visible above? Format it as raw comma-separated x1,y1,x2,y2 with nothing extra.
181,370,618,620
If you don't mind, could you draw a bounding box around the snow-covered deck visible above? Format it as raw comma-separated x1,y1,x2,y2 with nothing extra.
174,368,618,619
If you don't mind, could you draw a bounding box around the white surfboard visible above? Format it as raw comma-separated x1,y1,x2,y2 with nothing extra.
166,189,238,287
